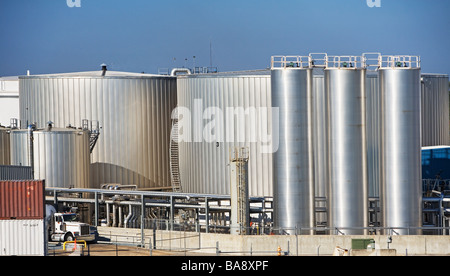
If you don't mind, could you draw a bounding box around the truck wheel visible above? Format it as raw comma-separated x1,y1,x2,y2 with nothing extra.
65,233,74,242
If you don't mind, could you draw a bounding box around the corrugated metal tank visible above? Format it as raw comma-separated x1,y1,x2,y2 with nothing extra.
176,71,273,197
421,74,449,146
19,71,177,189
10,127,90,188
379,67,422,235
271,66,315,235
0,127,10,165
325,67,368,235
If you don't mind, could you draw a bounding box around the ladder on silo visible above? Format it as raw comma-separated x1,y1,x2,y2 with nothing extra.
170,110,182,193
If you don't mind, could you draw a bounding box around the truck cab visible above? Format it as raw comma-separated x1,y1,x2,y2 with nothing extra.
46,205,97,243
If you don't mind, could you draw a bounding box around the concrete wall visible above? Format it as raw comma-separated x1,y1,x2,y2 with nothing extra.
97,227,450,256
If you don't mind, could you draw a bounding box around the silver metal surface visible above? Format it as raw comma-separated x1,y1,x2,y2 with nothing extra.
325,67,368,235
312,74,328,226
10,127,90,188
271,67,315,235
19,72,177,189
176,72,273,197
0,219,47,256
380,67,422,235
0,165,32,180
421,74,449,146
0,127,10,165
365,73,382,198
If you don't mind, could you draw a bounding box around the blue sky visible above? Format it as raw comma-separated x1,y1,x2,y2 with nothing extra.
0,0,449,76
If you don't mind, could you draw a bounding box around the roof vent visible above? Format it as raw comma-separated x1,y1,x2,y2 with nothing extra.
101,63,107,76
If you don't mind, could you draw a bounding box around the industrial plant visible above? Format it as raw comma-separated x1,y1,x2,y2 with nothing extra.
1,53,450,256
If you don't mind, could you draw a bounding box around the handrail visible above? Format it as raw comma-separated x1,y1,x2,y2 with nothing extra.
63,240,87,250
326,55,365,69
271,56,311,69
379,55,420,69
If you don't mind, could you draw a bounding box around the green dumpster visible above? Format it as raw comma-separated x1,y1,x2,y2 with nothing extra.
351,239,375,250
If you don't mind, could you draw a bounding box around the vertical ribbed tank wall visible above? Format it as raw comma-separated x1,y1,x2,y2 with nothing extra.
380,68,422,235
271,68,315,235
176,72,273,197
325,68,368,235
10,128,90,188
19,72,177,190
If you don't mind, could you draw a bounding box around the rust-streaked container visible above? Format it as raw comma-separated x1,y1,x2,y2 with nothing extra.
0,180,45,220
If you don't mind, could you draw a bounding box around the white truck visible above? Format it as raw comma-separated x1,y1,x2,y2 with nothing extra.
46,205,97,242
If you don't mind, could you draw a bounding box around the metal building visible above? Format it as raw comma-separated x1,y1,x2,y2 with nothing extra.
421,74,449,146
176,70,273,197
325,56,368,235
19,69,177,190
379,56,423,235
0,126,10,165
10,125,91,188
271,56,315,235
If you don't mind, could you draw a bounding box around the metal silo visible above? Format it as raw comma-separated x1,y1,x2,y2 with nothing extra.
379,56,422,235
10,125,90,188
421,74,449,147
176,70,273,197
19,69,177,189
271,56,315,235
0,127,10,165
325,56,368,235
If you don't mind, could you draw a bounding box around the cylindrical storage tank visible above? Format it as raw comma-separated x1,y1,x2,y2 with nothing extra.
271,64,315,235
10,127,90,188
421,74,449,147
176,71,273,197
0,127,10,165
379,65,422,235
325,65,368,235
19,71,177,189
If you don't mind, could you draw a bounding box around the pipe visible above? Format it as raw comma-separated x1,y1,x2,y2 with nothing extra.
27,124,34,178
124,204,133,228
106,203,110,226
118,205,123,227
170,68,192,76
101,64,107,76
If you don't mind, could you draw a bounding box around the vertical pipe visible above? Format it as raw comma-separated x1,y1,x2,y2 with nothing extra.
27,125,34,178
141,195,145,247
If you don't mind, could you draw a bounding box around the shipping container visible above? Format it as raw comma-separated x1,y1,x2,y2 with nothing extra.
0,180,45,220
0,219,47,256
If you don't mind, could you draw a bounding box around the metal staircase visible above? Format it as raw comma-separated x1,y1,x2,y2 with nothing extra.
82,119,100,153
170,110,182,192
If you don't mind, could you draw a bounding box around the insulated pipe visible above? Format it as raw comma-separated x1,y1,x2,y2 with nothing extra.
170,68,192,76
106,203,110,226
124,204,133,228
118,205,123,228
112,204,117,227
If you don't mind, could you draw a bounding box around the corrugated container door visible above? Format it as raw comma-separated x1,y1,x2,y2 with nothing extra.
0,219,46,256
0,180,45,220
